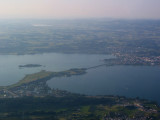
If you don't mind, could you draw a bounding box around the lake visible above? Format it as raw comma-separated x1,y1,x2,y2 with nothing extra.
47,65,160,103
0,53,160,103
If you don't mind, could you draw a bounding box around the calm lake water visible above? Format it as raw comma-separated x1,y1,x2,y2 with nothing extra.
47,65,160,103
0,53,160,103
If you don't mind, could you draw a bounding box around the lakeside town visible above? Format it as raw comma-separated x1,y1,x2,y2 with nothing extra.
0,68,87,98
0,81,72,98
105,53,160,66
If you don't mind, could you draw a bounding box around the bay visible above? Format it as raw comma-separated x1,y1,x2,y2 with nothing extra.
47,65,160,103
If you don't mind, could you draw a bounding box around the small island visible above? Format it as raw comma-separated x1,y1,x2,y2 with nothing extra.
19,64,42,68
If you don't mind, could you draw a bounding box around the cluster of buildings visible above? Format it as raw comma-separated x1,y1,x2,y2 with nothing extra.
103,101,158,120
107,53,160,66
0,81,71,98
0,68,87,98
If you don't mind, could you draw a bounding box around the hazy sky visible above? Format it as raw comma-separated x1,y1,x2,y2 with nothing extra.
0,0,160,19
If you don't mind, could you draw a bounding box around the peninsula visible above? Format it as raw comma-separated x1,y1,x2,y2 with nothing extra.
0,68,87,97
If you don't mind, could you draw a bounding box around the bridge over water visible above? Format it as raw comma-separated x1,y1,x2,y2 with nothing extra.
87,63,113,70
